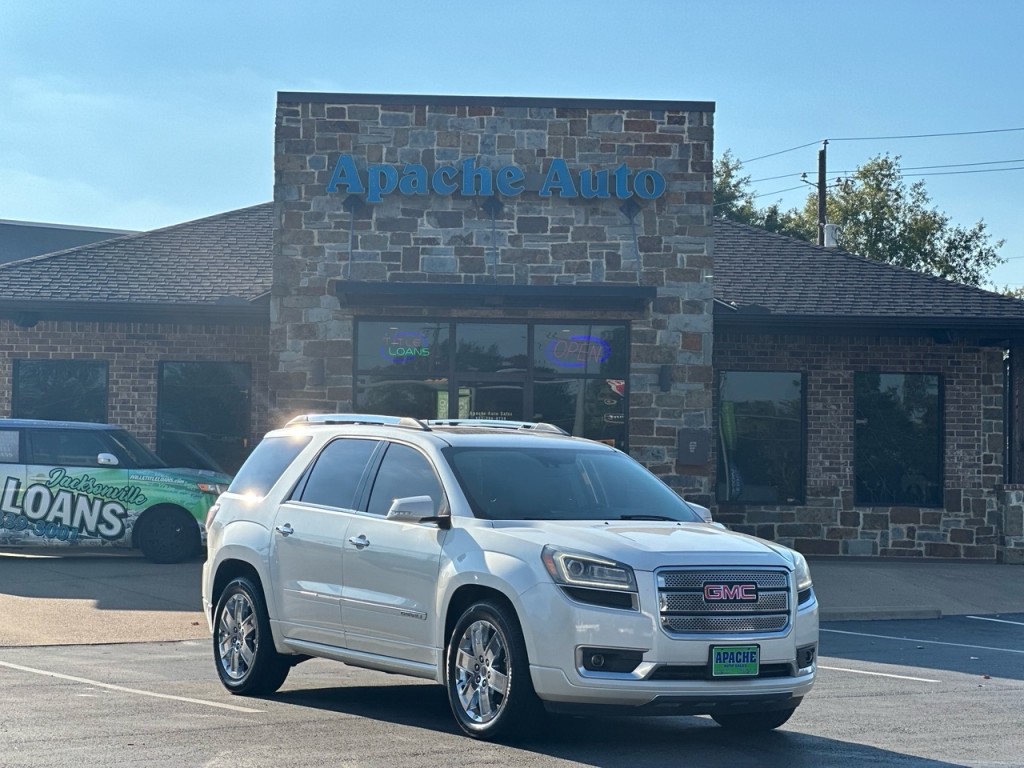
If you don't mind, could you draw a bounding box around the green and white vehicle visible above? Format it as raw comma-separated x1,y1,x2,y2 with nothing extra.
0,419,231,563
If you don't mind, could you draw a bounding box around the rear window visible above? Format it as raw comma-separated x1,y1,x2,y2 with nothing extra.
228,435,312,497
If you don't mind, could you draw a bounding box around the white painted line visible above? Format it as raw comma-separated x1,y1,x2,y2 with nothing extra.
0,660,263,713
822,628,1024,655
966,615,1024,627
818,665,941,683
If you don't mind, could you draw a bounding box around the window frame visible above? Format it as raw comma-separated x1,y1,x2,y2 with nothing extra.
12,359,109,423
715,369,807,506
853,371,945,508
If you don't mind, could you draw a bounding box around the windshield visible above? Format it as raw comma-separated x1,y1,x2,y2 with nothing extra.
443,446,703,523
107,429,168,469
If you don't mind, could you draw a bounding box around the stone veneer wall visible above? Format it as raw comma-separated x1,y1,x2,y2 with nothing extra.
272,95,715,497
997,486,1024,563
0,319,270,450
714,331,1005,559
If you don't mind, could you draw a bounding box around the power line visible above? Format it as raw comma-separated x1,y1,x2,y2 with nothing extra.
900,166,1024,178
713,185,807,208
831,127,1024,142
737,128,1024,165
738,142,820,164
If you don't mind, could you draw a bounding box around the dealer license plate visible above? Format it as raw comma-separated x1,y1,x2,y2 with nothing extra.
710,645,760,677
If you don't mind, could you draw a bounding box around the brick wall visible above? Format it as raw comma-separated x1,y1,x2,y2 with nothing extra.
0,319,270,449
272,95,715,497
714,331,1005,560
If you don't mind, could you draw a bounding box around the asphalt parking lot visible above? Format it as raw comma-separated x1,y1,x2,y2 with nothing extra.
2,553,1023,767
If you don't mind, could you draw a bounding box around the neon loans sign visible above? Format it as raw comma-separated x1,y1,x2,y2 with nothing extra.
327,155,666,204
381,331,430,363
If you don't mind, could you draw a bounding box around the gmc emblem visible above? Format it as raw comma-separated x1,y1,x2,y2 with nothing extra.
703,583,758,602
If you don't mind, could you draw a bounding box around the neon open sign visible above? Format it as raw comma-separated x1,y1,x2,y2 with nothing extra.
544,335,611,369
381,331,430,364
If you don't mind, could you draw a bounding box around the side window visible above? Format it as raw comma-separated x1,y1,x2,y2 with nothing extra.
0,430,20,463
299,439,379,510
366,443,443,517
27,429,111,467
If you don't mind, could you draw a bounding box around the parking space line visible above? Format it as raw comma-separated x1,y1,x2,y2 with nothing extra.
818,665,941,683
0,660,263,713
822,628,1024,655
967,616,1024,627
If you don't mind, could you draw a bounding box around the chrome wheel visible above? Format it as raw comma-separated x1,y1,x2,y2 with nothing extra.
453,618,510,724
217,591,258,681
212,576,290,695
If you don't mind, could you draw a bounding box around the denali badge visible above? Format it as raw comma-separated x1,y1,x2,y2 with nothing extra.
703,583,758,602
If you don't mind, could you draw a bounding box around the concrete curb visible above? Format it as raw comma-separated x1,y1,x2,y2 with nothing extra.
820,606,942,622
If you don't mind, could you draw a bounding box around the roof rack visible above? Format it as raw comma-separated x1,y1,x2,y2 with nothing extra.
426,419,568,435
286,413,430,430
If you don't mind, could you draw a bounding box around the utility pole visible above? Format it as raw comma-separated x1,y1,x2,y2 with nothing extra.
817,140,828,246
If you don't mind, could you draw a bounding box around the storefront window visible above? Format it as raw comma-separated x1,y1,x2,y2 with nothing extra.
12,360,108,423
353,319,630,448
854,372,942,507
355,321,449,375
455,323,528,373
355,377,450,420
533,324,627,377
717,371,804,504
157,362,251,474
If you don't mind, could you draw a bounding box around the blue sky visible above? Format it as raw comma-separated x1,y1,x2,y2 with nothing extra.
2,0,1022,289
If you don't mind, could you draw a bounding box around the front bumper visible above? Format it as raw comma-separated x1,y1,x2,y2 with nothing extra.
518,578,818,711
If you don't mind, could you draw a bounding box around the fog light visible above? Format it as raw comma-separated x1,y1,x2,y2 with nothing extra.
797,643,816,669
580,647,644,673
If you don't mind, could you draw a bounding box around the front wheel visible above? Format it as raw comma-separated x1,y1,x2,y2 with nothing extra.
135,507,200,563
712,706,797,731
213,576,290,695
446,601,541,740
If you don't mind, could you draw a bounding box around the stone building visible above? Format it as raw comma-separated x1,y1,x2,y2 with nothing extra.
1,90,1022,561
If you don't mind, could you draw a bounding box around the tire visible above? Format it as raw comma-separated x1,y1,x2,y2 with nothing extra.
445,600,541,740
213,576,290,695
711,706,797,731
135,507,200,564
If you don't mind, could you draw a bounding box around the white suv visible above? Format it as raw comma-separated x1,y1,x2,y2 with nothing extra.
202,415,818,740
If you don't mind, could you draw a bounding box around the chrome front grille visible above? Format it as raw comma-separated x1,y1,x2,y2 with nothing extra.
657,568,791,635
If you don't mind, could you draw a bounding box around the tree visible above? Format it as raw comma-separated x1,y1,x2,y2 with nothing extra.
713,151,803,237
715,153,1006,287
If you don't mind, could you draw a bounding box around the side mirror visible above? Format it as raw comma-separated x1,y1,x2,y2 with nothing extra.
686,500,714,524
97,453,120,467
386,495,439,524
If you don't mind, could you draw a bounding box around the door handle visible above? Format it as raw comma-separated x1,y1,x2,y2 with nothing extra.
348,534,370,549
275,523,294,537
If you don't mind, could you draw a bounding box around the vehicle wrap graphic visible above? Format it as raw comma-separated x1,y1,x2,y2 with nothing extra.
0,465,226,549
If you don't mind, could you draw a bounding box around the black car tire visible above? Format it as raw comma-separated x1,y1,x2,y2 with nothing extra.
134,506,200,564
213,576,290,695
445,600,541,740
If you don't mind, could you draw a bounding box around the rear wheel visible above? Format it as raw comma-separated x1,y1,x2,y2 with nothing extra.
135,506,200,563
711,706,797,731
445,600,541,740
213,576,290,695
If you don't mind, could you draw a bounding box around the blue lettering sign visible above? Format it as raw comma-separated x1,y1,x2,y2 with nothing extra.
544,335,612,369
325,155,666,203
381,331,430,364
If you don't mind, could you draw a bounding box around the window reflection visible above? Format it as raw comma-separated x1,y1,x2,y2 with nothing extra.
854,373,941,507
718,371,804,504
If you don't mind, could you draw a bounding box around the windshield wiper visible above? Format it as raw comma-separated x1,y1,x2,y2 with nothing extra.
618,514,677,521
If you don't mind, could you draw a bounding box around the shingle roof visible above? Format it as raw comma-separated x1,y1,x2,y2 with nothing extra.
0,204,272,305
2,204,1021,333
713,218,1024,329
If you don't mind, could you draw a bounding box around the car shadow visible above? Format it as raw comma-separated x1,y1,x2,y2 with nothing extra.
0,550,203,612
268,682,967,767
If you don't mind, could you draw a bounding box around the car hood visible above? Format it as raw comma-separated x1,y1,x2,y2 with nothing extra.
487,520,795,571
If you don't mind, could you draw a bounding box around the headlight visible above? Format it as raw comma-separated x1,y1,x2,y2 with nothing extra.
792,550,813,592
542,546,637,592
196,482,229,495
